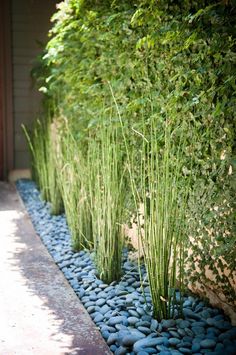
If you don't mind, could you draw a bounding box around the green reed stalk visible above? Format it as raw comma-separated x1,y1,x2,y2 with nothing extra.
87,122,125,283
141,118,190,320
110,84,191,320
56,125,93,250
22,120,49,200
22,118,63,214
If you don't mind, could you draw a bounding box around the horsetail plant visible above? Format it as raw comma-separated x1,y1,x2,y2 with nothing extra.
110,84,192,320
87,121,126,283
139,117,191,320
22,118,62,215
56,123,93,251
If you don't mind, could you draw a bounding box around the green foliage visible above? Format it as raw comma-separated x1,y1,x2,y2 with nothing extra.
87,121,126,283
56,119,93,250
22,119,63,215
31,0,236,311
114,87,193,319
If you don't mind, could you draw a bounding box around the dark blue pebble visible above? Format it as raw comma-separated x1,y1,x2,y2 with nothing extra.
178,348,192,354
16,180,236,355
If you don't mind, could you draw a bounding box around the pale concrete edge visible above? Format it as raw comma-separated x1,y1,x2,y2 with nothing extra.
13,182,112,354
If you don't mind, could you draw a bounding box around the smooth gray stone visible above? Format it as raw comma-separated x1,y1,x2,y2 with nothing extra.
177,328,186,337
215,320,231,330
126,277,136,285
100,304,110,315
161,331,171,338
129,329,146,339
128,310,140,318
168,338,181,346
139,296,146,304
169,330,180,339
89,294,98,301
218,330,232,341
96,298,106,307
207,328,220,337
121,334,144,347
192,343,201,352
125,298,133,306
127,286,136,293
192,326,205,335
184,327,194,337
110,344,118,352
178,348,192,354
115,324,128,331
116,290,128,296
214,314,224,321
119,311,129,318
182,335,193,343
100,325,117,333
60,260,72,268
141,315,152,322
183,309,201,320
201,310,211,319
150,319,158,331
128,317,140,326
200,339,216,348
191,321,207,328
215,343,224,352
84,301,95,308
87,305,96,314
114,346,128,355
137,326,151,335
183,300,192,307
136,307,145,316
133,337,166,352
192,335,204,343
95,278,103,285
97,291,108,298
137,321,151,328
104,286,113,292
93,313,104,323
143,304,152,314
107,332,119,345
101,330,110,340
162,319,176,329
108,316,127,326
106,300,116,308
117,329,130,341
206,318,215,326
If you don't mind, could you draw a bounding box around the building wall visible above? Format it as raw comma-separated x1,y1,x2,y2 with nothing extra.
11,0,57,169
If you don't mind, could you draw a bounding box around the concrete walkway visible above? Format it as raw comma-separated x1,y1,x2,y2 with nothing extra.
0,182,111,355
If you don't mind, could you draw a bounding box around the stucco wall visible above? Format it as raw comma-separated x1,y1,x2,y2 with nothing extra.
11,0,57,169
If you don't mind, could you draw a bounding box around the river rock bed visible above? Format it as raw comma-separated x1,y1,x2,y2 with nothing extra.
16,180,236,355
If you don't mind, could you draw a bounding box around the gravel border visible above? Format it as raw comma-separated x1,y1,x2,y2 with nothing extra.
16,180,236,355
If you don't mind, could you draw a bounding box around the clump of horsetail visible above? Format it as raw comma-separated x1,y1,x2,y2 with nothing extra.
110,83,191,320
56,123,93,251
139,118,191,320
22,118,62,214
87,121,126,283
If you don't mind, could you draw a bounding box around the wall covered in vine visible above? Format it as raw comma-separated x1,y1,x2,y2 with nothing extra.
32,0,236,320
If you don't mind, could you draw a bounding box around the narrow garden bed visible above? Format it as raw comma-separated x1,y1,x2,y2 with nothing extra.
17,179,236,355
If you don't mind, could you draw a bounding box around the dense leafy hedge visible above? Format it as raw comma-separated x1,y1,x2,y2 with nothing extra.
32,0,236,310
